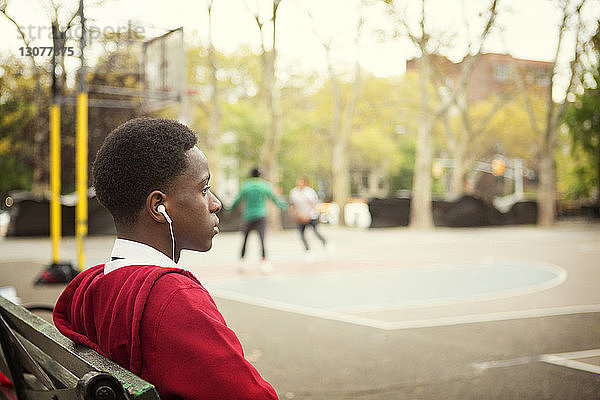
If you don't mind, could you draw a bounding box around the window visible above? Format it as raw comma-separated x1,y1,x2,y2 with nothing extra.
362,174,369,188
535,67,552,86
494,64,510,82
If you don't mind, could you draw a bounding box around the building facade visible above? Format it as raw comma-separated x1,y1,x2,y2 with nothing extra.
406,53,553,103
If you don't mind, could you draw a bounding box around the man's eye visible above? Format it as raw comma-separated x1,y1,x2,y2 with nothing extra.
202,186,211,194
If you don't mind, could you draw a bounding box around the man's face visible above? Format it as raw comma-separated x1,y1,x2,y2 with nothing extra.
167,147,221,252
297,178,306,188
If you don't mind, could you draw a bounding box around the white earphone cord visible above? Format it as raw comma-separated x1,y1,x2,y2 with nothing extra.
157,205,175,262
167,219,175,262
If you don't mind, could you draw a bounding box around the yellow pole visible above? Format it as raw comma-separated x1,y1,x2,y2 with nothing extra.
76,92,88,270
50,104,61,264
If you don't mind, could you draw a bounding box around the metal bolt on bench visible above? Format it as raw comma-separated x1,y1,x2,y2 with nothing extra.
0,296,160,400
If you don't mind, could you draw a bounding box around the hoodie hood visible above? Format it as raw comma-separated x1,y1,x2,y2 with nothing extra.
53,264,199,375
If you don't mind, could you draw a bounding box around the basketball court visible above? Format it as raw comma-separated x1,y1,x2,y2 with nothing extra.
1,223,599,398
188,223,600,398
204,259,570,329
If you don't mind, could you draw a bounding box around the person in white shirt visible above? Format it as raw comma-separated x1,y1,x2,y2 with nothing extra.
289,177,328,258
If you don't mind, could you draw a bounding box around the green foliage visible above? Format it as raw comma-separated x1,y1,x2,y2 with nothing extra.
187,45,262,97
186,43,266,179
556,130,597,200
0,55,38,195
0,154,33,193
278,91,330,194
389,136,416,192
442,93,544,167
562,64,600,201
1,29,147,196
222,100,268,176
435,92,544,199
484,95,544,160
350,75,406,168
347,73,421,196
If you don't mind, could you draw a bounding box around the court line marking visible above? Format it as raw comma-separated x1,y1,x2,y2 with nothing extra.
209,285,600,330
381,305,600,330
209,287,393,330
207,258,567,314
540,349,600,375
330,259,567,313
474,349,600,375
473,355,538,371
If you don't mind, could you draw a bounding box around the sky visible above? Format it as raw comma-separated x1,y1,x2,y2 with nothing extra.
0,0,598,93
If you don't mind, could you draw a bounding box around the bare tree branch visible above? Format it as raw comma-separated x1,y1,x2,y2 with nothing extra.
65,3,81,30
461,0,475,54
511,62,542,134
441,110,458,155
388,0,501,208
340,16,364,141
0,7,40,71
396,5,424,50
551,0,586,138
542,0,572,144
511,0,586,143
434,0,499,117
472,93,510,134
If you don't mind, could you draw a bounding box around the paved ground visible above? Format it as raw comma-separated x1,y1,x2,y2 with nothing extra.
1,221,599,399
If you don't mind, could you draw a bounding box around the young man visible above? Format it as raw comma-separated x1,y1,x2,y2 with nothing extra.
228,168,286,274
53,118,278,399
289,177,328,261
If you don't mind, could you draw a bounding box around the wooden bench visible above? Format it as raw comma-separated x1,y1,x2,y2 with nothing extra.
0,296,160,400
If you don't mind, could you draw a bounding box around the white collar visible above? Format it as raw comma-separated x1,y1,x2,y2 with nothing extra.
104,238,178,274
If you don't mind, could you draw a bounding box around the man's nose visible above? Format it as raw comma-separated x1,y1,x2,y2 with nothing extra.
210,191,222,213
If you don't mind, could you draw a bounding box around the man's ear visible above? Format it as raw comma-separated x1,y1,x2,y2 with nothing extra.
146,190,168,223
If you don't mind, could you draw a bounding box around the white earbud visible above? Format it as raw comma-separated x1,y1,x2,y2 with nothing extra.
157,204,172,223
157,204,175,262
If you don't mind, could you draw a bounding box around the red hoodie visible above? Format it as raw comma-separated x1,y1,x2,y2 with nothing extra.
53,264,278,400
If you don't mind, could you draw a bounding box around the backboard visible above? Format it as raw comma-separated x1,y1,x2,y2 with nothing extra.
142,27,185,109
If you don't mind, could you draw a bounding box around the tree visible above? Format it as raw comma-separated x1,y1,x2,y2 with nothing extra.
512,0,593,226
556,129,597,201
205,0,222,187
190,45,270,184
247,0,284,228
1,0,83,193
349,73,419,196
480,94,545,161
386,0,498,229
563,25,600,202
277,81,330,194
85,31,147,193
438,82,509,198
0,56,39,195
303,4,364,223
179,1,226,192
223,100,269,171
437,87,546,200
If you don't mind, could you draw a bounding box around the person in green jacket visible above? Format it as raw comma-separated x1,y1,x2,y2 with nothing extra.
228,167,287,273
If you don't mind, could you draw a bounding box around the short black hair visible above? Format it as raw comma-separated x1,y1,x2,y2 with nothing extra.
93,117,198,225
250,167,261,178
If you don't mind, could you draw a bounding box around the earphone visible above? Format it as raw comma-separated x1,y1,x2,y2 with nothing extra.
157,205,171,222
157,204,175,262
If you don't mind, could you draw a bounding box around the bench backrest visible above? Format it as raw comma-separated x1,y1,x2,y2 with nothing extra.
0,296,160,400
